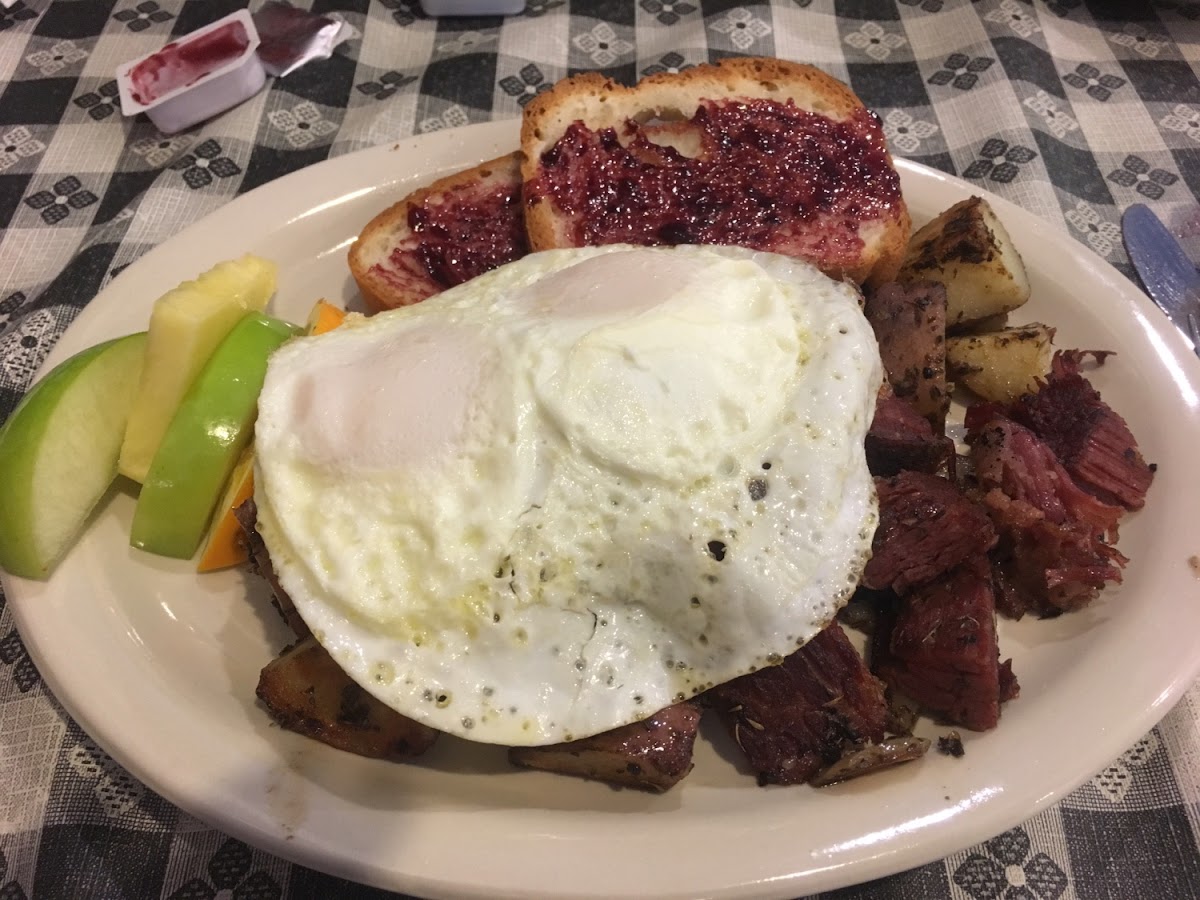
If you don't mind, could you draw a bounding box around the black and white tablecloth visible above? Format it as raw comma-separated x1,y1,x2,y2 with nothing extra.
1,1,1199,897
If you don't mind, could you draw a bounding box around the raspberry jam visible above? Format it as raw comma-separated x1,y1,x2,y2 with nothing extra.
526,99,903,270
373,182,529,298
128,20,251,105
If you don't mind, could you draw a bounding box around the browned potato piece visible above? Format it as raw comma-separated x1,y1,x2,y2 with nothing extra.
809,736,931,787
257,637,439,760
898,196,1031,328
952,311,1009,335
947,323,1056,403
234,499,310,640
509,702,702,792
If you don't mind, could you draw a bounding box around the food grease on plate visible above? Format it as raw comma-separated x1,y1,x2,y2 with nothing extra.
254,244,883,745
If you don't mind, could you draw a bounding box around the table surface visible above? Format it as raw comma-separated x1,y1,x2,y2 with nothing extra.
1,1,1199,898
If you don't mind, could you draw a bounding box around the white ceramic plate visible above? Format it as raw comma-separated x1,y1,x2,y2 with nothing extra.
7,121,1200,899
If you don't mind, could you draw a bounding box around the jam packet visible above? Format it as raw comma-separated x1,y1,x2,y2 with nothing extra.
253,1,356,78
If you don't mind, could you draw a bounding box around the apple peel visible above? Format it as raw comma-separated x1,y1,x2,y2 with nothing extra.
0,332,148,580
130,312,299,560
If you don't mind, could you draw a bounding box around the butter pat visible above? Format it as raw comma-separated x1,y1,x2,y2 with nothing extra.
116,9,265,135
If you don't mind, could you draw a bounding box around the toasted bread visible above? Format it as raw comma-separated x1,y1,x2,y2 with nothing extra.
348,152,527,312
520,58,910,285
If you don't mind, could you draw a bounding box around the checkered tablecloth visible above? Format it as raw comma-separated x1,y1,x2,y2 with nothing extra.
1,1,1199,897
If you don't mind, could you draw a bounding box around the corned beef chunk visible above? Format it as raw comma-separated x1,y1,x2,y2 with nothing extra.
863,471,997,594
866,393,955,477
982,488,1125,617
864,281,949,429
966,410,1126,616
999,658,1020,703
1006,350,1154,510
509,702,702,792
966,412,1122,542
872,556,1013,731
709,622,889,786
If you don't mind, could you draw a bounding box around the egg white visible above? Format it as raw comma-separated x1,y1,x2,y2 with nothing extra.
254,245,882,745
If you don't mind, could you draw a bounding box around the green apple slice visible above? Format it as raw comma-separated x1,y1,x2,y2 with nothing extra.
0,332,147,579
130,312,299,559
119,254,278,484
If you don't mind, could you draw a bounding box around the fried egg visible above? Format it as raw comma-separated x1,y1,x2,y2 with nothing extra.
254,244,882,745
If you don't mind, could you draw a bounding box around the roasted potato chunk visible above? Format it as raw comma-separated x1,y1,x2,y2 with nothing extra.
509,702,702,792
234,499,310,640
953,311,1010,335
258,637,439,760
809,736,931,787
947,323,1055,403
897,196,1031,328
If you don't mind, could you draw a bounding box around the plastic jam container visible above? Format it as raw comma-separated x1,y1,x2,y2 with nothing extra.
116,9,266,135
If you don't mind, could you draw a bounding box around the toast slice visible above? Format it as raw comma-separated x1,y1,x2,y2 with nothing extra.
348,152,528,312
520,58,910,285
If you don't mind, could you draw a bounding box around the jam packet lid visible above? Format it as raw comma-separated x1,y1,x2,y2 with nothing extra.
253,1,356,78
116,9,266,135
